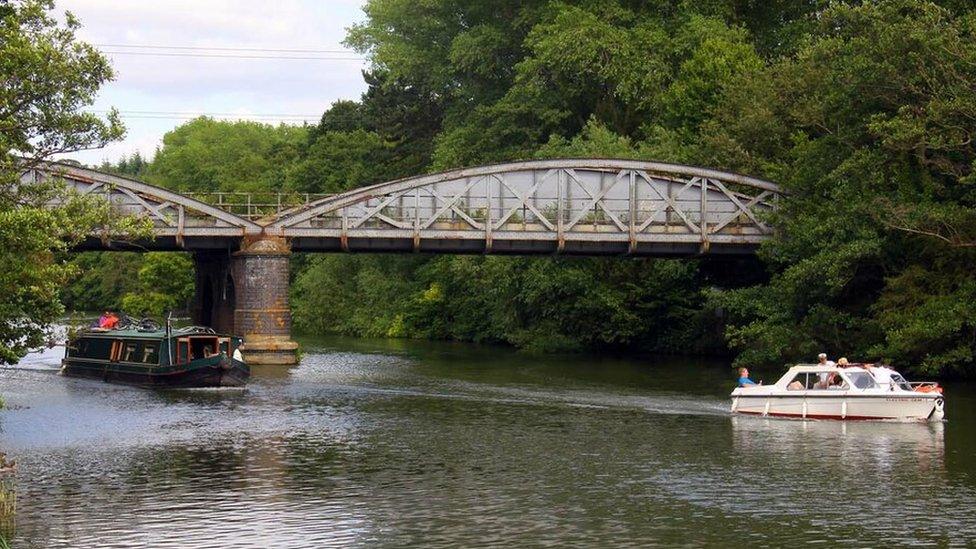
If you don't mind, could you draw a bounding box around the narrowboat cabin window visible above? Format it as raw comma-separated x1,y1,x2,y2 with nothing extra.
142,343,159,364
177,339,190,364
190,337,219,359
123,342,139,362
219,338,230,356
83,338,113,361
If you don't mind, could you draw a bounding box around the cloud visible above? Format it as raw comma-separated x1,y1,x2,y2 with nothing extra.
53,0,370,164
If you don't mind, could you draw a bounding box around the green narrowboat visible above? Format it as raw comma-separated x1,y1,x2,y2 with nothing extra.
61,326,249,388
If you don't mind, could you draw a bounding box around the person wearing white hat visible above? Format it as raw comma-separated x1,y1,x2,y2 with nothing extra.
817,353,836,367
815,353,836,388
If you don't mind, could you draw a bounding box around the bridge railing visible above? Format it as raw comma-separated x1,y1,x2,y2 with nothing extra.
184,192,333,221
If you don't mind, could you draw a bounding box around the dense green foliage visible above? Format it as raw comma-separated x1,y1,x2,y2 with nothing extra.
293,255,724,354
59,0,976,376
118,253,194,317
0,0,146,364
702,1,976,375
148,118,306,193
60,252,142,312
336,0,976,375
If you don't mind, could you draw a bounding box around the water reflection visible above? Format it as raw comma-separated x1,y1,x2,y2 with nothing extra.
2,335,975,547
731,415,946,476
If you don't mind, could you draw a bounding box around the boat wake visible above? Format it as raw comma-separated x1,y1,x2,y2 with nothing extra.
397,380,733,418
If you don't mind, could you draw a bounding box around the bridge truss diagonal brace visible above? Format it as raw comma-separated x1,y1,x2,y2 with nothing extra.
563,169,628,232
634,171,700,234
494,171,556,231
114,186,177,227
707,179,771,234
420,177,485,231
348,189,413,230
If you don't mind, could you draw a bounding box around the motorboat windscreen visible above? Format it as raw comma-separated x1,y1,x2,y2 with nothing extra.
845,370,879,389
889,372,913,391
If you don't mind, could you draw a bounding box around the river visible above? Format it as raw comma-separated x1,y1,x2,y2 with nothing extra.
1,336,975,547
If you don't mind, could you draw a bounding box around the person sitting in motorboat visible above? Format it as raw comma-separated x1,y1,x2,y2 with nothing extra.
737,367,761,387
813,371,838,389
837,357,850,367
827,372,846,389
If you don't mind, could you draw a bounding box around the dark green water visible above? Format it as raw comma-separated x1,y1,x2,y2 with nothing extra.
2,336,975,547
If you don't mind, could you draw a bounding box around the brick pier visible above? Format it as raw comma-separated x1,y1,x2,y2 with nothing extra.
193,236,298,366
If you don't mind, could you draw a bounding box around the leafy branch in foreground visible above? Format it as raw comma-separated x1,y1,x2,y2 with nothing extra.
0,0,137,364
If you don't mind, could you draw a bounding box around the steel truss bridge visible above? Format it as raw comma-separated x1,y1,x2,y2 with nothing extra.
27,158,782,256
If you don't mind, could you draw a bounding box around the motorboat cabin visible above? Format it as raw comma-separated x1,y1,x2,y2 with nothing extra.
730,365,944,422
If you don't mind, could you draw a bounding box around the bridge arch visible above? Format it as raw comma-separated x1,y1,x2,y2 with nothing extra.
24,161,261,249
269,158,781,256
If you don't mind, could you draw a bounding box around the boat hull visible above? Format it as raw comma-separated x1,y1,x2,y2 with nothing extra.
731,393,944,422
60,355,249,389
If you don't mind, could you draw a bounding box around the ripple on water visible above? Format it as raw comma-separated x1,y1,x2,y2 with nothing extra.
2,341,975,547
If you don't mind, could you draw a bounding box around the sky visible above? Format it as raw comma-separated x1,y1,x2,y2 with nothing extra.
54,0,371,165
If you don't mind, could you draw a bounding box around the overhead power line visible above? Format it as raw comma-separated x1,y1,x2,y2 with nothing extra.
94,43,358,54
112,115,318,121
94,43,365,61
93,109,320,117
101,50,365,61
113,115,317,121
86,110,321,122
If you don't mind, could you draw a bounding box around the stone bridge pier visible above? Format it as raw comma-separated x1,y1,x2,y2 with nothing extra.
193,236,298,365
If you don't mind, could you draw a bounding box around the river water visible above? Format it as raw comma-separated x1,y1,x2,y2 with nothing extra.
1,336,975,547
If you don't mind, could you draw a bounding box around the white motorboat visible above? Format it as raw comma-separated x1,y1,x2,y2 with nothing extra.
730,365,945,422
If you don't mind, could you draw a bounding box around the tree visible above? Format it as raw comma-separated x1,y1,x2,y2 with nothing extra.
707,0,976,374
60,252,143,312
98,152,149,177
120,253,194,317
0,0,138,364
148,117,306,192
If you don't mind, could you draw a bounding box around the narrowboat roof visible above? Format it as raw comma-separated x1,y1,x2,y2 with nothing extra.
78,329,166,339
77,327,237,340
